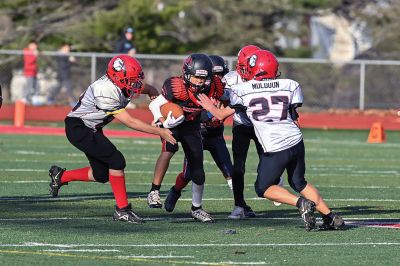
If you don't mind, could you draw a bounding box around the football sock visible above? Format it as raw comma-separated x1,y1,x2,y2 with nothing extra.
61,167,90,184
232,173,245,206
191,205,201,211
192,183,204,208
175,172,189,191
109,174,129,209
151,183,161,192
296,197,305,208
322,212,333,220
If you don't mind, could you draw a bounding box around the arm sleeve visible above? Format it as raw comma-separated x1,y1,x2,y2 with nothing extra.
149,95,169,122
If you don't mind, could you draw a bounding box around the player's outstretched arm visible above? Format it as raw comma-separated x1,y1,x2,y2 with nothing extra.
197,93,234,120
114,110,176,144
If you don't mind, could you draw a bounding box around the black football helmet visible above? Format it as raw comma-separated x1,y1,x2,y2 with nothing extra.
182,53,213,93
209,55,229,77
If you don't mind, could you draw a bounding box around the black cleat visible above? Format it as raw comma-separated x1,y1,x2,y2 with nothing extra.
49,165,67,198
112,203,144,224
243,205,256,218
320,213,345,230
164,186,181,212
298,198,316,231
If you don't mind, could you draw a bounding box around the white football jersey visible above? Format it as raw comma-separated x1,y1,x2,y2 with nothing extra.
222,71,252,126
67,75,130,130
230,78,303,153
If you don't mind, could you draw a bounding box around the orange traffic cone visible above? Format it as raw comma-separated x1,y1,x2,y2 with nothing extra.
14,100,26,128
367,122,386,143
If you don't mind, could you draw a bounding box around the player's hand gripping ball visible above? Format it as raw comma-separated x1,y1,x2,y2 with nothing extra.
160,102,185,128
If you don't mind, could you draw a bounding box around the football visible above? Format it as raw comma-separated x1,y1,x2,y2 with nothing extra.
160,102,184,119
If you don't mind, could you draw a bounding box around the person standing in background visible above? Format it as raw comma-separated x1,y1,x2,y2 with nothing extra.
0,85,3,108
23,40,39,103
114,27,136,55
47,43,77,106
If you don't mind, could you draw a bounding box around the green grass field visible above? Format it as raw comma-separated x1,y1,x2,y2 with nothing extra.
0,128,399,265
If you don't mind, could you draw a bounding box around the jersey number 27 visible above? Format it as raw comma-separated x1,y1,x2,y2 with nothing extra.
249,96,289,121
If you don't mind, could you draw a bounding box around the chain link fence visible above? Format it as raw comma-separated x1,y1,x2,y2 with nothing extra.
1,50,399,110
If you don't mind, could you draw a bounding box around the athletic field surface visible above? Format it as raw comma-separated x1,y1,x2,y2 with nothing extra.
0,128,399,265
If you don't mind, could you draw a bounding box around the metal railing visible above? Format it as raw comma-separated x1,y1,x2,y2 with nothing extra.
1,50,399,110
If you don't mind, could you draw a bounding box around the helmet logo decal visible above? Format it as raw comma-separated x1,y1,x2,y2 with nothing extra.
195,69,208,76
113,58,125,72
249,55,257,68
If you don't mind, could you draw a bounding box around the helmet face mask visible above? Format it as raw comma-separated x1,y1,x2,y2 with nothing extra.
107,55,144,98
183,53,213,93
247,50,279,81
236,45,260,80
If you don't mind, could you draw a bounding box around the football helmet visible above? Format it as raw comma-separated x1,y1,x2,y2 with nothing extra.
236,45,260,80
246,50,279,81
106,55,144,98
209,55,229,77
182,53,213,93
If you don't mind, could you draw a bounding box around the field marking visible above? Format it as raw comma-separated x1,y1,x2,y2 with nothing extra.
1,242,399,248
0,217,399,222
0,179,399,190
119,255,194,259
0,195,399,202
43,249,120,253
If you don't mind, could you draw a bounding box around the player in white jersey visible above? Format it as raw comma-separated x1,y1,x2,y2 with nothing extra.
198,50,344,231
48,55,175,224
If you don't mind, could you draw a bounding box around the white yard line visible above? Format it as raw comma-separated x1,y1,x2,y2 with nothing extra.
0,195,399,202
0,217,398,222
1,242,399,248
43,249,120,252
0,179,399,190
119,255,194,259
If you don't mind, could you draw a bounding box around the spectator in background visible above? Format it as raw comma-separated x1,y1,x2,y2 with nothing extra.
47,43,77,106
114,27,136,54
23,40,39,103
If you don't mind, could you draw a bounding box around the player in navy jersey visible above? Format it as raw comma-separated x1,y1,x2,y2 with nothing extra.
48,55,175,223
198,50,345,231
163,55,233,213
148,53,224,222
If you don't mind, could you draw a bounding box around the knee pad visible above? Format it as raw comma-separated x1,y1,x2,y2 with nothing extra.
290,179,308,193
92,169,109,183
108,151,126,170
191,170,205,185
254,182,268,198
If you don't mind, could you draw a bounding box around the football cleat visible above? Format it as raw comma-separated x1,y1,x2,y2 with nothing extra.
243,205,256,218
319,213,345,230
164,186,181,212
228,205,256,219
112,203,144,224
228,206,245,219
298,198,316,231
191,208,215,223
49,165,67,198
147,190,162,208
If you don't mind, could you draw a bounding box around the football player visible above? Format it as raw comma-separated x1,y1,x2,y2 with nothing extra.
198,50,345,231
163,55,233,213
0,85,2,108
48,55,176,223
148,53,224,222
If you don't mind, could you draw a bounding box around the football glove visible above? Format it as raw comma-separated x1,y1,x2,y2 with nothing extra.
162,111,185,129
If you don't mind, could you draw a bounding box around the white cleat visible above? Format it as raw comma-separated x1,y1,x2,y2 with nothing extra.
147,190,162,208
